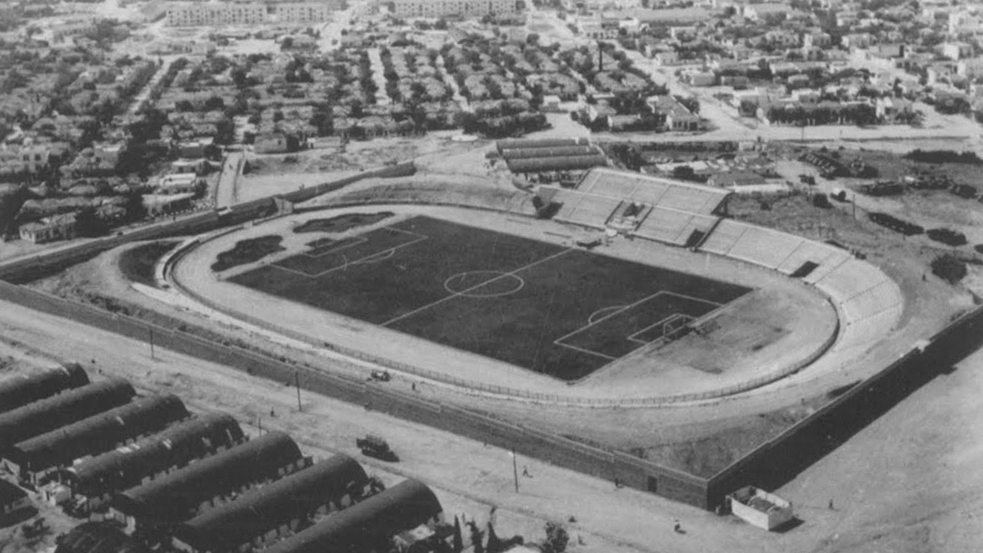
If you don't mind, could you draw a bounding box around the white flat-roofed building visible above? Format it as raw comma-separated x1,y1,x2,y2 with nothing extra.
273,3,334,23
393,0,517,18
167,3,267,26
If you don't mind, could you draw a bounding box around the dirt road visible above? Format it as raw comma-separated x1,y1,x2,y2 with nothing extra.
0,297,899,553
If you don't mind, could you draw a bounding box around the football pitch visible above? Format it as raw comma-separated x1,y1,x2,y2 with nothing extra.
229,216,752,381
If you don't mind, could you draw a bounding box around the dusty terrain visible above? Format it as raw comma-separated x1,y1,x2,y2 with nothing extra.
2,293,983,553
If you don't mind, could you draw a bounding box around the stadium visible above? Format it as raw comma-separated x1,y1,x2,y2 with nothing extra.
2,142,978,513
169,165,897,406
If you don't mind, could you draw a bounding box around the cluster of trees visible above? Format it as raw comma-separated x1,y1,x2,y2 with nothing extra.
454,110,547,138
904,149,983,165
868,212,924,236
767,103,877,126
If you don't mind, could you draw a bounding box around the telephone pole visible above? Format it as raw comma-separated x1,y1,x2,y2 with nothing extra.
295,370,302,412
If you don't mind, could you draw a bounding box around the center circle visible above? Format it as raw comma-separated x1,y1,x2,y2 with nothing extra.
444,271,525,298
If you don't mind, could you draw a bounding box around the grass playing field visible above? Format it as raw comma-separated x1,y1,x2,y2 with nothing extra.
229,216,751,380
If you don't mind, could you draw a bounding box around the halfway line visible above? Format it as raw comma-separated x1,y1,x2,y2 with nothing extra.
381,248,573,327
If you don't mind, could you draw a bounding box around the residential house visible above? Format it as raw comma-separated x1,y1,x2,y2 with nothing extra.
19,213,78,244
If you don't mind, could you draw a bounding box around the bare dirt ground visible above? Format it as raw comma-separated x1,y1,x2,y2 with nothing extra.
3,295,983,553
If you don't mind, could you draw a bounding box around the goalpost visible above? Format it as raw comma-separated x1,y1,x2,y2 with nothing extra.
662,315,692,342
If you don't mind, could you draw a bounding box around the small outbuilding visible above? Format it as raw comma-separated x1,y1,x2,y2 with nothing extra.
0,480,31,522
727,486,794,531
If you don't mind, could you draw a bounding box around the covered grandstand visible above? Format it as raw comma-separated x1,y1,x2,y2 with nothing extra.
0,363,89,415
7,395,189,480
0,379,136,453
113,431,305,526
64,413,244,500
546,168,732,246
173,455,369,553
259,480,443,553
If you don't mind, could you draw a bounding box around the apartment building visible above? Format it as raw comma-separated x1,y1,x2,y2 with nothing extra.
393,0,517,18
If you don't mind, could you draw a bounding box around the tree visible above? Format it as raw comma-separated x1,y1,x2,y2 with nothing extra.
672,165,698,182
542,523,569,553
280,37,294,51
931,254,967,284
486,522,502,553
204,96,225,111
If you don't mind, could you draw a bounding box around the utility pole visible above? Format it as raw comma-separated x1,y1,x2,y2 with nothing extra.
295,370,302,412
148,328,155,361
511,448,519,493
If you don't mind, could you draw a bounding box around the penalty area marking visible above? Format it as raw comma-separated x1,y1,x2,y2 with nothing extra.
271,227,428,278
553,291,725,361
588,305,627,324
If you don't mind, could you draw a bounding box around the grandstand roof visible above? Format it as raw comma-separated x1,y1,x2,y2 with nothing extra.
0,378,135,453
10,395,188,473
65,412,243,498
507,155,608,174
577,167,731,215
174,455,368,552
0,363,89,415
496,138,588,152
53,523,150,553
261,480,442,553
113,431,303,523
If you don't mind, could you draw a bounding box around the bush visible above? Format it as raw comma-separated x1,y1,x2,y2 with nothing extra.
904,149,983,165
812,193,831,209
931,254,967,284
868,212,923,235
926,227,968,247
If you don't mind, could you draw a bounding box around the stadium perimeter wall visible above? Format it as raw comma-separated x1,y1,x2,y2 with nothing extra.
706,303,983,507
2,274,979,510
2,161,980,510
0,280,714,508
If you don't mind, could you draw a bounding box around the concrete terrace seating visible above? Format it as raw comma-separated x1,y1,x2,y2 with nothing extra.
634,208,717,246
834,304,903,351
699,219,751,256
725,226,804,270
840,280,901,324
776,241,850,276
697,216,904,355
553,190,622,230
576,168,730,216
813,258,889,301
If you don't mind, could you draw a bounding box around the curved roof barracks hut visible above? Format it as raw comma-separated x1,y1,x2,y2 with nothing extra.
64,413,244,499
8,395,189,480
173,454,369,553
54,522,150,553
0,378,135,454
113,431,304,527
0,363,89,415
260,479,443,553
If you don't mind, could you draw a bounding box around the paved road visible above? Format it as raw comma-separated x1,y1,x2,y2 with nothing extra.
215,152,244,208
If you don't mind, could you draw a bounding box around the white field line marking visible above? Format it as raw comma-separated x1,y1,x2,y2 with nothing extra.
271,228,428,278
554,342,618,360
301,235,368,258
381,248,574,327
